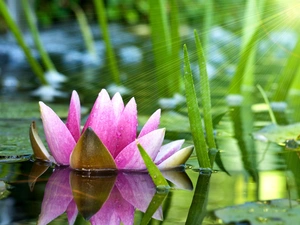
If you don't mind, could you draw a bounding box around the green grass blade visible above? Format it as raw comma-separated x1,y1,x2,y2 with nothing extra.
183,44,211,169
71,2,98,59
21,0,55,72
194,30,216,150
0,0,47,85
273,38,300,101
148,0,173,96
257,84,277,125
169,0,182,92
93,0,120,84
228,29,259,94
140,191,168,225
202,0,214,52
137,143,169,187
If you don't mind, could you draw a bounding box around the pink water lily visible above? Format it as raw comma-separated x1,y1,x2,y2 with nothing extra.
30,89,193,171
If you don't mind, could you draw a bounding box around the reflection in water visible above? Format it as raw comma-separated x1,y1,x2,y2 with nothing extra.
30,166,192,225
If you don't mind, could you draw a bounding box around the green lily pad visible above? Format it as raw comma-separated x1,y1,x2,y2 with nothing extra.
0,119,35,156
215,199,300,224
253,123,300,143
0,101,70,119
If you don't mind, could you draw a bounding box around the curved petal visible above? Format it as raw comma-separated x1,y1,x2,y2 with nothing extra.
114,97,138,157
66,200,78,225
82,89,116,154
90,186,134,225
154,140,184,164
66,90,81,142
115,129,165,170
138,109,161,138
70,127,116,171
39,102,76,165
112,92,124,120
38,168,73,225
116,173,162,221
157,146,194,169
29,121,54,163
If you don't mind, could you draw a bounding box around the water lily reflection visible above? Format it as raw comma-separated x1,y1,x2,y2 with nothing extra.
36,168,192,225
30,89,193,171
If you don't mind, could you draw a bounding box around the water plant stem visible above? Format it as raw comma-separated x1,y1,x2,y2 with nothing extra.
169,0,182,92
257,84,277,125
183,44,211,169
186,173,211,224
93,0,120,84
228,29,259,94
194,30,216,150
0,0,47,85
148,0,173,96
202,0,214,52
272,38,300,102
21,0,56,72
71,2,98,59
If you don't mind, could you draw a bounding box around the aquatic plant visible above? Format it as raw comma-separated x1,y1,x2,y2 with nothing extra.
30,89,193,171
93,0,120,84
0,0,47,85
149,0,181,97
183,30,218,169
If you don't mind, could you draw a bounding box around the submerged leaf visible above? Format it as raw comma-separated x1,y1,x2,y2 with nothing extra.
70,127,116,171
253,123,300,143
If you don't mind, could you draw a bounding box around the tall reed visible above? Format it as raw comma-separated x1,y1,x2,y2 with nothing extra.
0,0,47,85
71,2,98,60
93,0,120,84
272,38,300,102
194,30,216,151
149,0,182,97
183,44,211,169
21,0,56,72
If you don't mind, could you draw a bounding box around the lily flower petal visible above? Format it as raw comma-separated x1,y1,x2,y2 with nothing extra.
154,140,184,164
70,127,116,171
38,168,73,225
83,89,116,154
112,92,124,120
90,186,134,225
114,97,138,157
66,91,81,142
39,102,76,165
138,109,161,138
115,128,165,170
116,173,163,221
66,200,78,225
157,146,194,169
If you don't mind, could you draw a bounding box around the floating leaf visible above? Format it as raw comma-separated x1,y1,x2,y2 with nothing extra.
70,127,116,171
215,199,300,225
253,123,300,143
